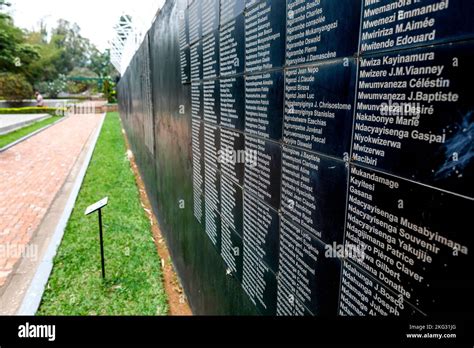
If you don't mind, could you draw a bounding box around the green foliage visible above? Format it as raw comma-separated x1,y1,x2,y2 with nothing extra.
24,39,62,82
0,107,66,116
67,68,98,94
0,11,40,77
50,20,93,74
102,79,117,103
35,74,67,98
0,72,33,100
0,116,60,149
24,21,91,85
1,10,117,98
66,81,89,94
90,49,114,78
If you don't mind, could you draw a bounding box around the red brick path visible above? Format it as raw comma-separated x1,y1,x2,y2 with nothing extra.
0,114,103,288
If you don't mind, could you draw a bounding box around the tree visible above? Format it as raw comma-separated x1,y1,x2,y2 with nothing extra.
24,36,62,82
90,48,116,78
50,19,93,73
0,3,40,77
23,19,98,86
1,11,115,98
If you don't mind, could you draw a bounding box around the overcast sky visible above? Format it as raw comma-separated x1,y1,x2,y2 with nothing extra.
9,0,165,51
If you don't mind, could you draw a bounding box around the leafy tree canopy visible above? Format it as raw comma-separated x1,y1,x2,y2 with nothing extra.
0,10,117,96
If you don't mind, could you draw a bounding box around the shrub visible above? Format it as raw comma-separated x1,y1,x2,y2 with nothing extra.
0,73,34,101
0,106,67,116
35,75,67,99
102,79,117,103
66,81,89,94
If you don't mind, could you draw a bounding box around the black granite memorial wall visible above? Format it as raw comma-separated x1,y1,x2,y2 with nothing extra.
118,0,473,316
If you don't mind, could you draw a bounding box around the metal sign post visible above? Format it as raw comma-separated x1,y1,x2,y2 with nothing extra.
85,197,109,279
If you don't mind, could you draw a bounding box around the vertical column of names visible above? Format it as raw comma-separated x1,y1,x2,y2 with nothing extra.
179,8,190,84
241,0,286,315
341,0,474,316
189,1,205,225
218,0,246,281
277,0,362,316
202,0,222,252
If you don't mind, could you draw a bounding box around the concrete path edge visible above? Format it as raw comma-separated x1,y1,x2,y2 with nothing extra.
17,113,106,315
0,114,51,136
0,116,68,153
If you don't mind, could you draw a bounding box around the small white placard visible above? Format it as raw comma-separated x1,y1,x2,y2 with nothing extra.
85,197,109,215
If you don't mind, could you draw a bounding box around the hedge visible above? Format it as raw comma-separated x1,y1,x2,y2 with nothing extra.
0,107,67,116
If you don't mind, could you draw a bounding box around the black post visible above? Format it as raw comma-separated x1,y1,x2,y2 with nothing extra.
98,208,106,279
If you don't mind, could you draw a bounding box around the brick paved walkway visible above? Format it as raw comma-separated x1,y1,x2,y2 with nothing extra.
0,114,103,288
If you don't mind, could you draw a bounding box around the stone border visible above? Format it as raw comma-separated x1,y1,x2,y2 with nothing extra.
0,117,68,153
0,114,51,136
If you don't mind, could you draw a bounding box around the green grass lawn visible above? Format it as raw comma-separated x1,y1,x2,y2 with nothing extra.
38,112,168,316
0,116,60,149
